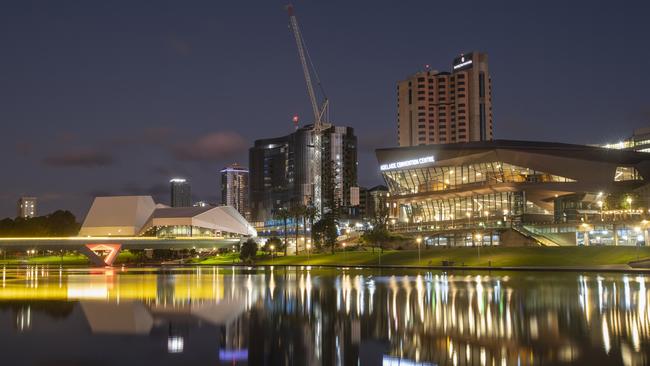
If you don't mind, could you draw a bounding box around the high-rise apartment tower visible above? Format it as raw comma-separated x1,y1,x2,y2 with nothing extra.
397,52,493,146
170,178,191,208
221,163,250,220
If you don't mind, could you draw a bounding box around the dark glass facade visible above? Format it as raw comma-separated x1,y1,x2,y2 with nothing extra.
249,125,357,222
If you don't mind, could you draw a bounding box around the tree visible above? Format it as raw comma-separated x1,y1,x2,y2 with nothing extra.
239,238,258,262
321,160,342,218
304,205,318,246
363,226,390,253
0,210,80,237
290,203,306,254
365,193,391,253
313,213,339,254
273,207,291,256
263,236,283,253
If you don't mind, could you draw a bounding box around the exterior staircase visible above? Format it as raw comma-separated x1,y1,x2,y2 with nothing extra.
512,225,560,246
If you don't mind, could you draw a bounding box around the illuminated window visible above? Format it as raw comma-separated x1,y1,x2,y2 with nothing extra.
614,166,643,181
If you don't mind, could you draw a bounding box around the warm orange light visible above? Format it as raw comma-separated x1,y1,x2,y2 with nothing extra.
85,244,122,266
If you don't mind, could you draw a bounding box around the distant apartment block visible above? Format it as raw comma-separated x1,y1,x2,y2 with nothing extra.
170,178,191,208
17,196,37,218
221,163,250,220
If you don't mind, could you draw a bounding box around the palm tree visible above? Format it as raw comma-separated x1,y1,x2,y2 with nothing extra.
290,204,307,254
274,207,290,256
304,205,318,249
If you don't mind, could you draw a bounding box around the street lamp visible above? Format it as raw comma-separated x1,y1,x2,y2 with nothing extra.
342,242,347,264
270,244,275,265
416,236,422,265
306,243,311,263
627,196,633,217
597,200,604,221
475,233,483,260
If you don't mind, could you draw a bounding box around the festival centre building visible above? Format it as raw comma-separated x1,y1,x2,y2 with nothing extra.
80,196,257,238
376,140,650,246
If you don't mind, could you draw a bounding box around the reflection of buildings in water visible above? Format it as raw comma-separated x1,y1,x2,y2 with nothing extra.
579,275,649,366
16,306,31,332
0,266,649,365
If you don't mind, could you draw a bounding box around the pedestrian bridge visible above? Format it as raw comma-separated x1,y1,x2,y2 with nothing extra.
0,237,242,266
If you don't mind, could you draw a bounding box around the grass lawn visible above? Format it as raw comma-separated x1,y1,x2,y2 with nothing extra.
199,252,243,265
0,254,89,265
0,250,150,266
4,246,650,268
241,246,650,267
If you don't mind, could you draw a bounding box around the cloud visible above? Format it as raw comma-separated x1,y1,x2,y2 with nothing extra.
172,131,248,162
104,126,175,147
15,141,34,157
43,150,115,168
88,183,168,199
169,34,192,56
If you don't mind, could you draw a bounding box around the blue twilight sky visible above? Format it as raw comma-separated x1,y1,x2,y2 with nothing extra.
1,0,649,219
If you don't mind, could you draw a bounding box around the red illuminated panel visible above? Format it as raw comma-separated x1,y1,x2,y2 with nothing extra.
85,244,122,266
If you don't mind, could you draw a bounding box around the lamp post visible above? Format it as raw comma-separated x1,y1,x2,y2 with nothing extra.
342,242,347,265
466,212,472,245
270,244,275,265
475,233,482,261
597,200,604,221
306,243,311,263
416,236,422,266
627,196,633,218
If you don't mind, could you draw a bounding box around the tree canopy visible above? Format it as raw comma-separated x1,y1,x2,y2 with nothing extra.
239,238,258,262
0,210,80,237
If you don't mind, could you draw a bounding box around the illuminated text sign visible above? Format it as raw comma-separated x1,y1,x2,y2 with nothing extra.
453,59,473,70
380,156,435,171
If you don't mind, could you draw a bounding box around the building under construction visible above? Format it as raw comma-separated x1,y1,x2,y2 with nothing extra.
249,124,357,223
248,5,358,223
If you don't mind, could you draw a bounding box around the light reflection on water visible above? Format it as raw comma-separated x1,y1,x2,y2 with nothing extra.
0,266,648,365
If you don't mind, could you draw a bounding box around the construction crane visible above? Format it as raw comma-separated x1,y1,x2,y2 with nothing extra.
286,4,329,215
286,4,329,128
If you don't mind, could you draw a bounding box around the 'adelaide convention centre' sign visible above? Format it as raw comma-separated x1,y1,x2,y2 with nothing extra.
380,156,435,171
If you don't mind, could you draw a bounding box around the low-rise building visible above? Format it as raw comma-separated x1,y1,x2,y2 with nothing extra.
79,196,256,238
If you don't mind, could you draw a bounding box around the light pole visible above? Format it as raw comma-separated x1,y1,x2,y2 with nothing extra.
466,212,472,245
627,196,633,218
475,233,482,261
416,236,422,266
597,200,604,221
306,243,311,263
342,242,347,264
270,244,275,265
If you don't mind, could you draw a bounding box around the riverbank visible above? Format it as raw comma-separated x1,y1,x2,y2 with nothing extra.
2,246,650,270
247,246,650,268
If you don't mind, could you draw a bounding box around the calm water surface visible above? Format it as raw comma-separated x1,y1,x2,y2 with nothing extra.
0,266,648,365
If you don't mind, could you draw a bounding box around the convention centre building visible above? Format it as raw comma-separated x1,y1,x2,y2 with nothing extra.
376,140,650,246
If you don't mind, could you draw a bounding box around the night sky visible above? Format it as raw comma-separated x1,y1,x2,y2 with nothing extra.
1,0,649,219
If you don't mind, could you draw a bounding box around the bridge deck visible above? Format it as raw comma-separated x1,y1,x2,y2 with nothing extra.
0,237,242,250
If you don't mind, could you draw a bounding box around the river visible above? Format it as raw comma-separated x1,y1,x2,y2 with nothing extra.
0,266,647,365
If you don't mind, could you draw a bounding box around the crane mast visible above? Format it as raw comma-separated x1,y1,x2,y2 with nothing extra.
287,4,321,128
286,4,327,216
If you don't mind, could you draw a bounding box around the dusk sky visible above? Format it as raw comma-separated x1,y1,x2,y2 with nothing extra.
1,0,649,219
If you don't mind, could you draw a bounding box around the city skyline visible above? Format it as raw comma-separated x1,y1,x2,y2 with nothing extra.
2,1,650,218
